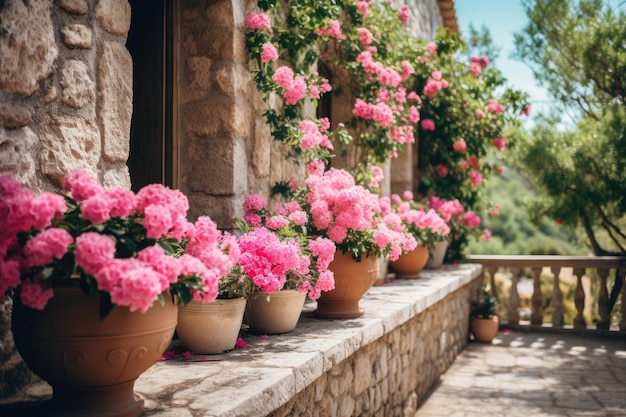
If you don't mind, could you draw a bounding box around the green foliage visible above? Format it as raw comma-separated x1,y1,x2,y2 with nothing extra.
470,286,499,318
466,162,588,256
512,0,626,255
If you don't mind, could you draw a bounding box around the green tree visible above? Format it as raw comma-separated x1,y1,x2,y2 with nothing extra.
513,0,626,255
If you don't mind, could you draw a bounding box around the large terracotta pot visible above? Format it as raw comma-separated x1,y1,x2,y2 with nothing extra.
390,245,429,278
11,287,177,417
426,241,449,269
177,297,246,354
314,250,378,319
245,290,306,334
470,316,499,343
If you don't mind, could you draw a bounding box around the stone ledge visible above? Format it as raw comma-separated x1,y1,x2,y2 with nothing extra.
0,264,481,417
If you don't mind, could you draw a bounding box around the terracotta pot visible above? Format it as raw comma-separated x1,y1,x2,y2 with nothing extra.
245,290,306,334
390,245,429,278
426,241,449,269
11,287,177,417
470,316,499,343
314,251,378,319
177,298,246,354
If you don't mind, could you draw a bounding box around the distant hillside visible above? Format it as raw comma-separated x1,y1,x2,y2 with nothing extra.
466,166,589,256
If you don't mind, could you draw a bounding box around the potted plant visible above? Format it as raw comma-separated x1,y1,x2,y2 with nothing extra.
470,286,500,343
382,191,450,277
286,163,416,318
175,218,245,354
234,193,337,333
0,170,232,417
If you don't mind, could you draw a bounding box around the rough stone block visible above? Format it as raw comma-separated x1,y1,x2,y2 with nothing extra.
0,0,57,95
57,0,88,14
0,126,37,185
353,352,373,396
39,117,100,186
61,24,92,49
95,0,131,36
61,59,95,108
96,41,132,162
0,103,32,128
187,137,247,195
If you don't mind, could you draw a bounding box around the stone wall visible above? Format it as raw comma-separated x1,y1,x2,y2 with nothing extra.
267,283,472,417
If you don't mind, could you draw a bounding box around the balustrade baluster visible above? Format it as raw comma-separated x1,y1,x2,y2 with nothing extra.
487,266,497,297
531,266,543,326
508,267,520,325
573,267,586,329
597,268,610,330
551,267,564,328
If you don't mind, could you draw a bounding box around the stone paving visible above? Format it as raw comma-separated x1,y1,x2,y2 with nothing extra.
415,330,626,417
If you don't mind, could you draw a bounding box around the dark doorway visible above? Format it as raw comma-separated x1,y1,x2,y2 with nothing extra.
126,0,176,190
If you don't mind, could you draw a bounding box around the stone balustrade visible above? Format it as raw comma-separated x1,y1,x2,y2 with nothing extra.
0,264,481,417
467,255,626,333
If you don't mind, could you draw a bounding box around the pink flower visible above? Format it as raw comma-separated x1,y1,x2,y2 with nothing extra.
29,192,67,231
427,42,437,55
423,79,443,98
481,230,492,242
138,245,182,284
357,27,373,46
306,160,326,177
520,104,530,116
409,106,420,123
74,232,117,275
453,139,467,153
421,119,435,131
246,13,270,30
235,338,248,349
356,0,369,17
238,227,301,293
399,5,410,24
469,170,483,187
62,170,103,202
81,193,112,224
475,109,485,118
316,20,346,40
370,165,384,188
469,61,482,76
495,165,506,176
489,204,502,217
284,76,307,105
403,191,414,201
20,280,54,310
493,136,507,150
464,211,481,227
486,99,505,114
435,165,448,177
272,66,294,89
469,156,480,168
260,42,278,63
243,194,267,212
24,228,74,268
105,188,137,218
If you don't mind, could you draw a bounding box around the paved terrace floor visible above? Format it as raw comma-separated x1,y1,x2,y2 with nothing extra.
415,330,626,417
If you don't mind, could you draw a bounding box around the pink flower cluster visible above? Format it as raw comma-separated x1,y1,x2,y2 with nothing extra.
272,66,331,106
0,171,236,312
469,56,489,76
427,196,488,241
423,71,448,99
305,168,380,243
486,99,505,114
239,194,336,300
298,119,333,150
245,13,271,30
315,20,347,40
384,194,450,248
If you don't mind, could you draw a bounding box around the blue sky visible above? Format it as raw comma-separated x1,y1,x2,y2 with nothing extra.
453,0,550,123
453,0,624,125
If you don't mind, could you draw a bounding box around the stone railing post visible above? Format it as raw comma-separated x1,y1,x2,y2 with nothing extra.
550,266,564,328
530,266,543,326
573,267,587,329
